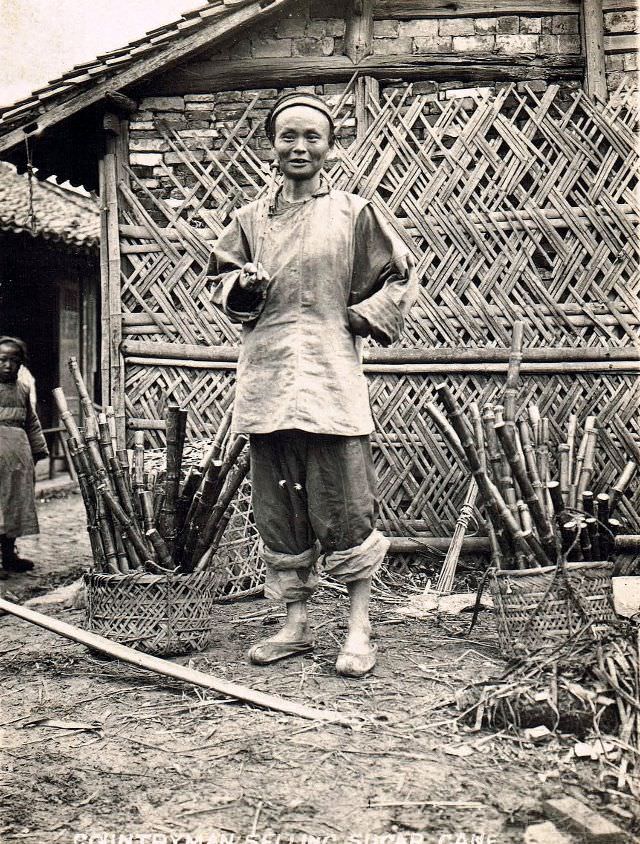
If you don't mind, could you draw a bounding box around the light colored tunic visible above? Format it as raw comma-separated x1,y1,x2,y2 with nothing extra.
208,183,418,436
0,381,48,537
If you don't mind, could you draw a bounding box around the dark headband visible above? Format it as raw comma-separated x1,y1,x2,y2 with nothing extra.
265,93,335,143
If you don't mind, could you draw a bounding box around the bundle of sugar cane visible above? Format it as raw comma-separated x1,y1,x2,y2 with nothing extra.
549,413,637,568
54,359,249,575
435,381,637,571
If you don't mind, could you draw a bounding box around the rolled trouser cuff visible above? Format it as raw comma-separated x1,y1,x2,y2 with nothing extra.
262,541,320,602
322,529,390,584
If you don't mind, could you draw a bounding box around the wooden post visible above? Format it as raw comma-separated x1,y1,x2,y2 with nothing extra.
102,111,126,449
345,0,374,64
344,0,378,141
98,157,110,413
581,0,608,102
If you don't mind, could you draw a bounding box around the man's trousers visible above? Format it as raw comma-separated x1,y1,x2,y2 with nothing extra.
249,430,390,602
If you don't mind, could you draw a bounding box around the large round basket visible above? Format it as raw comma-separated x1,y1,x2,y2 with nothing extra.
85,570,220,656
489,561,617,659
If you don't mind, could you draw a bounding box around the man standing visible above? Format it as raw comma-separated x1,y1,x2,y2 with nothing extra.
209,93,418,677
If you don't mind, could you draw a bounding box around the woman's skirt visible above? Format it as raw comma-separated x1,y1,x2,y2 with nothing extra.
0,426,38,537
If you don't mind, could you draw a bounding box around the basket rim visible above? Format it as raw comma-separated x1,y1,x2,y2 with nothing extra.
84,570,219,584
493,560,613,579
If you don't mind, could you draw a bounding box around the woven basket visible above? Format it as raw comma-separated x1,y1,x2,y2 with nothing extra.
489,561,617,658
85,570,221,656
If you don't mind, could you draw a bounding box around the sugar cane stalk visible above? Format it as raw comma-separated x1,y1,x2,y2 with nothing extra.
53,388,83,443
109,456,139,526
504,320,524,423
95,495,120,574
586,516,601,561
538,417,552,519
139,491,156,534
570,415,596,508
113,530,131,574
576,421,598,502
494,420,557,561
558,443,570,501
566,413,578,485
68,356,100,432
146,528,173,569
518,419,546,510
192,448,251,569
424,401,467,468
470,402,505,569
610,461,637,516
133,431,145,506
98,485,156,567
68,438,105,571
84,416,113,490
159,405,188,557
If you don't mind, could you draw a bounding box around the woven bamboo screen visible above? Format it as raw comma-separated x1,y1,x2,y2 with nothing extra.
117,81,640,537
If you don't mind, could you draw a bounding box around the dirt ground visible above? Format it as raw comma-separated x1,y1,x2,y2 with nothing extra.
1,493,638,844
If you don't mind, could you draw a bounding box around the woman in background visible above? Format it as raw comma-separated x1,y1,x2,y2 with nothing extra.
0,336,48,576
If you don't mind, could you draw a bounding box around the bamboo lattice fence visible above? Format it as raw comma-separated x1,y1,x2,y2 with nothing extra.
113,79,640,540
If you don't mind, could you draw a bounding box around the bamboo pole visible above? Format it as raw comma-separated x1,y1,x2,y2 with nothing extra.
121,340,640,365
0,598,352,726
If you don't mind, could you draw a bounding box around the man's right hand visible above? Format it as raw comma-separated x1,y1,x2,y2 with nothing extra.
240,262,271,291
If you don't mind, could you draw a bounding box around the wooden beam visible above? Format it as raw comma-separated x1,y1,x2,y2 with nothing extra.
582,0,608,101
345,0,374,64
104,91,137,115
0,0,293,156
374,0,580,16
140,53,584,96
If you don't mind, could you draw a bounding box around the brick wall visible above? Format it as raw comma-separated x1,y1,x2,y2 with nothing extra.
372,14,581,56
603,8,639,92
203,6,581,61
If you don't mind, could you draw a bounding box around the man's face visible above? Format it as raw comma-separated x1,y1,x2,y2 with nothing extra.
273,106,331,182
0,343,21,383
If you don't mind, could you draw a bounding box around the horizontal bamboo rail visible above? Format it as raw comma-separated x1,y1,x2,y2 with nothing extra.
388,535,640,554
122,310,640,336
124,356,640,375
119,204,636,245
122,340,640,365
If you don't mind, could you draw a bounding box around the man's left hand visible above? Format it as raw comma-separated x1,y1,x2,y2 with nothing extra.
348,311,370,338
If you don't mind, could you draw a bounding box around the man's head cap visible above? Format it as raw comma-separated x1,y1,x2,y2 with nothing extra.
265,93,335,143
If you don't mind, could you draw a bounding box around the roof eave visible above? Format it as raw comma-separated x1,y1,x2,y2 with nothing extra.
0,0,295,157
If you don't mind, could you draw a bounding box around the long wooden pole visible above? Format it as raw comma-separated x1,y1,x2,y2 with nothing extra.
0,599,352,726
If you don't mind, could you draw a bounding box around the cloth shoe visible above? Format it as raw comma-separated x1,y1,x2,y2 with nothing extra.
1,537,34,573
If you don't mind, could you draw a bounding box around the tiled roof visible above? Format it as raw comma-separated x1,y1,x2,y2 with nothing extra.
0,0,291,152
0,162,99,250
